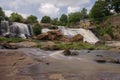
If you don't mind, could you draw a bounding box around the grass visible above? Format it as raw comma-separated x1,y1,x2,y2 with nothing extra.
32,40,110,50
55,41,110,50
32,40,41,48
0,37,110,50
0,37,25,43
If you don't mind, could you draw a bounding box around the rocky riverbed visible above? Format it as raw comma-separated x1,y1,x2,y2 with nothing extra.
0,48,120,80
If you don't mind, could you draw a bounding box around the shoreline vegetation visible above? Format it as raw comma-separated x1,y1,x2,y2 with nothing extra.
0,37,110,50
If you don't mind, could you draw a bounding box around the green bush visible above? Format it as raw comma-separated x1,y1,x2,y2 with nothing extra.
96,23,113,38
33,23,42,35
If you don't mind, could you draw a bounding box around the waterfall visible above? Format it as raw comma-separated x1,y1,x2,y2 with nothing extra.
10,22,33,38
0,21,9,35
0,21,33,38
58,26,99,44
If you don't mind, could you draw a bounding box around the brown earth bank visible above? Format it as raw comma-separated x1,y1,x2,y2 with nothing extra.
0,48,120,80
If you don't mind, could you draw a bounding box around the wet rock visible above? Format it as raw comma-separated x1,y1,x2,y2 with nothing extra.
70,34,83,42
95,58,106,63
63,49,79,56
0,43,19,49
88,48,94,50
95,58,120,64
41,41,59,50
96,55,103,57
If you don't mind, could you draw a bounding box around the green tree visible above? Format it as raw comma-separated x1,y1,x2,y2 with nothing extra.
105,0,120,13
41,16,51,23
9,13,23,22
60,14,68,26
112,0,120,13
51,18,58,25
68,12,81,24
0,6,5,21
27,15,38,24
81,8,88,20
33,23,42,35
90,0,111,23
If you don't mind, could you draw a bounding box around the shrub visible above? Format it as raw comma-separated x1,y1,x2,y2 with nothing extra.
96,23,113,38
33,23,42,35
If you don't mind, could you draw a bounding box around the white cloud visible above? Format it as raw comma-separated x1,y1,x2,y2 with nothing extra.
4,10,13,17
22,0,90,7
0,0,92,18
67,6,80,13
4,10,29,18
9,0,22,9
38,3,60,17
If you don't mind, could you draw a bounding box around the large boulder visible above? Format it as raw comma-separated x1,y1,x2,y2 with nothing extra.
36,30,67,41
70,34,83,42
63,49,79,56
102,34,112,41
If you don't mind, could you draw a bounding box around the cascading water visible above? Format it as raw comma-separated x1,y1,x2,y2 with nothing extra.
58,26,99,44
10,22,31,38
0,21,9,35
0,21,33,38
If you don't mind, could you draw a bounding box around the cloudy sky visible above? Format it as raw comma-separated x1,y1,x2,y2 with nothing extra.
0,0,96,20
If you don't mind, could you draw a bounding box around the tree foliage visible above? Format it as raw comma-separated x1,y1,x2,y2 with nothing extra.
112,0,120,13
0,6,5,21
27,15,38,24
90,0,111,23
60,14,68,26
33,23,42,35
81,8,88,19
41,16,51,23
105,0,120,13
9,13,23,22
51,18,58,25
68,12,81,24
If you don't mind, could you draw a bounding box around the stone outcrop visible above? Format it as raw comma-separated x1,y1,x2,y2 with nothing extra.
70,34,83,42
35,30,68,41
41,41,59,50
102,34,112,41
63,49,79,56
0,41,37,49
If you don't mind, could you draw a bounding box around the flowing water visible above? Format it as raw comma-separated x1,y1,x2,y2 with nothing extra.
0,21,33,38
58,26,99,44
18,48,120,80
42,26,99,44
